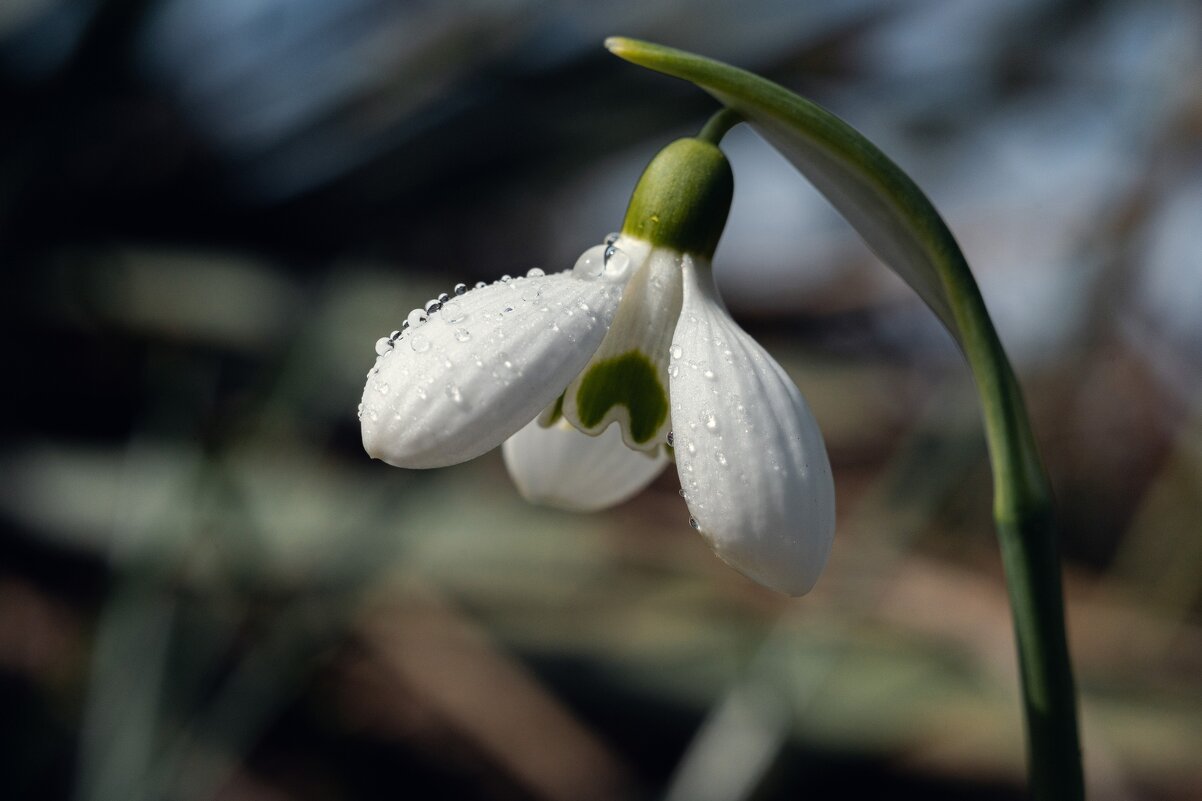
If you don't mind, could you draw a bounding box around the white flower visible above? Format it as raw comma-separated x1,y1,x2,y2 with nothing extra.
360,137,835,595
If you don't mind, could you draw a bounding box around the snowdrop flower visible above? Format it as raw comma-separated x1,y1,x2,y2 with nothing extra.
360,135,835,595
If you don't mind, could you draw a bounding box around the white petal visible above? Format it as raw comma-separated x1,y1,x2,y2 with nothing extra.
670,256,835,596
360,270,622,469
562,239,682,452
502,416,669,512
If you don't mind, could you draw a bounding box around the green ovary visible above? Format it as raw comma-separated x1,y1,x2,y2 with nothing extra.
574,351,667,445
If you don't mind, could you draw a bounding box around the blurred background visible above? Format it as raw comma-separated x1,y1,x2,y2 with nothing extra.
2,0,1201,799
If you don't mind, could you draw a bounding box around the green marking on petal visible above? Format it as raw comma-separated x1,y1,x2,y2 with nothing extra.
539,393,565,427
574,351,668,445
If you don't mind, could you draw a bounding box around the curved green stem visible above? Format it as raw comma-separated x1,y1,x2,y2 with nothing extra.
697,107,744,145
606,37,1083,800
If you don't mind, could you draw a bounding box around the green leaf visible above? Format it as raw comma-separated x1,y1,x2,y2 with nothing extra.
606,36,964,335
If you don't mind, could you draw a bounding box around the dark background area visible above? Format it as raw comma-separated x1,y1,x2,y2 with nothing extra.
2,1,1200,799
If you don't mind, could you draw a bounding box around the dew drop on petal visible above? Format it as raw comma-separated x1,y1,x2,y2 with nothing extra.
689,517,701,531
702,410,718,431
703,369,715,380
437,292,450,303
441,299,466,323
604,232,620,245
376,382,390,395
714,449,728,467
670,345,682,360
407,308,428,327
500,274,512,283
445,383,463,405
410,334,431,353
666,431,675,447
374,337,392,356
454,328,471,342
526,267,545,278
475,281,487,289
521,284,542,302
603,247,631,279
389,329,401,340
454,282,467,296
424,299,442,314
573,250,603,278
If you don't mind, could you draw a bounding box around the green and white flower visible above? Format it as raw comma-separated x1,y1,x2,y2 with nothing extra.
360,136,834,595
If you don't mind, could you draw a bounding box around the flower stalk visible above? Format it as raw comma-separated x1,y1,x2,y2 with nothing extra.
604,37,1083,800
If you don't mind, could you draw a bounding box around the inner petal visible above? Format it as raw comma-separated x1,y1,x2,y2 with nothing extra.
561,243,683,452
502,415,669,512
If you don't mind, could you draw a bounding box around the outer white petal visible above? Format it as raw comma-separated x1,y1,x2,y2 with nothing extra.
670,256,835,596
360,270,622,469
502,416,669,512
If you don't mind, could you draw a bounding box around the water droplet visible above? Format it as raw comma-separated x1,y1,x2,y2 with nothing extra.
356,401,364,420
670,345,682,359
389,329,401,340
689,517,701,531
501,274,512,283
454,283,467,296
686,442,696,454
604,231,620,245
374,337,392,356
445,383,463,405
521,284,542,302
714,449,728,467
376,382,390,395
407,308,428,328
526,267,545,278
503,305,514,313
475,281,487,289
703,369,715,380
437,292,450,304
454,328,471,342
368,408,379,422
669,364,679,378
573,250,603,278
410,334,431,352
702,411,718,430
441,299,466,323
415,387,427,400
578,301,590,312
603,246,631,278
424,299,442,314
666,431,675,447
